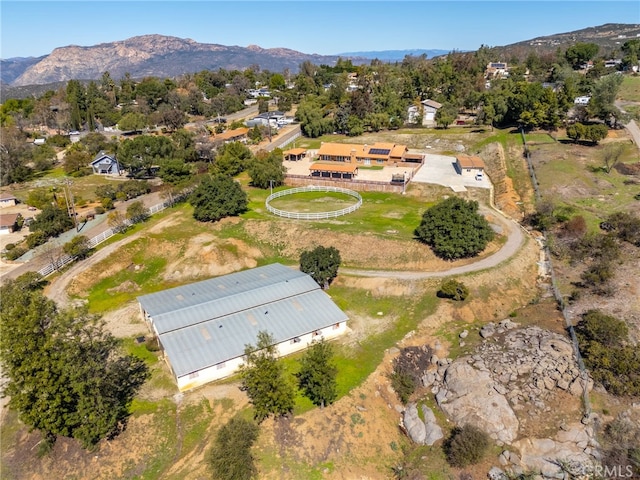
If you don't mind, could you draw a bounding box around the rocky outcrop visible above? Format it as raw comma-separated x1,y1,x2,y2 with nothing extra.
401,323,600,476
508,422,599,478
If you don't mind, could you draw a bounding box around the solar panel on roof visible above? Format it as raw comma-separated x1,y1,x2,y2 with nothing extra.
368,148,391,155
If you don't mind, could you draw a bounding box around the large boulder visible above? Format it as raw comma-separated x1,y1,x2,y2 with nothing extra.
436,360,519,445
402,403,426,444
511,424,595,478
401,403,444,446
421,405,444,446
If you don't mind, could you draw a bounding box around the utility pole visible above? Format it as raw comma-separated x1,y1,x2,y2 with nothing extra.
62,179,79,231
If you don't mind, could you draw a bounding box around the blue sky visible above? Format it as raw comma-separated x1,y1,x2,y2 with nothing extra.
1,1,638,59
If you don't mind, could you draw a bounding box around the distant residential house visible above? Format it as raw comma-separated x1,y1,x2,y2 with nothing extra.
0,193,18,208
574,96,591,105
90,151,122,175
247,88,271,98
485,62,508,78
246,111,286,129
316,142,409,167
421,99,442,125
455,155,486,179
0,213,20,235
604,59,622,68
212,127,249,145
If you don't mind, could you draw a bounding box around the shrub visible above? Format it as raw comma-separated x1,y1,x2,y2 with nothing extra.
207,416,260,480
145,337,160,352
444,424,491,467
3,246,27,261
101,197,114,210
575,310,640,396
389,370,416,404
438,279,469,301
388,346,432,404
575,310,628,349
26,231,48,249
63,235,91,259
94,206,106,215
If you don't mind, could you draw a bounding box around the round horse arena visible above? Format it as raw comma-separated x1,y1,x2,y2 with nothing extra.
265,186,363,220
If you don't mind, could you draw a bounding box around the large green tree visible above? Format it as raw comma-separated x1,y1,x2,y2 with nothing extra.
589,73,625,127
296,339,338,408
299,246,341,289
565,42,600,69
239,331,295,423
118,135,175,177
189,174,248,222
248,149,286,189
29,204,74,238
415,197,495,260
0,274,149,449
207,416,260,480
213,141,254,177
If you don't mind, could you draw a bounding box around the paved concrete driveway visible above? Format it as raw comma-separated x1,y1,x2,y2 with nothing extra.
411,154,491,191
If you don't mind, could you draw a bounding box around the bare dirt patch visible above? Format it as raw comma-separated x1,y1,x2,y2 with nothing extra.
163,234,261,282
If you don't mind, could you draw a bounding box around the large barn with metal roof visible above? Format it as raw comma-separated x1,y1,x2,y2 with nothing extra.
137,263,349,392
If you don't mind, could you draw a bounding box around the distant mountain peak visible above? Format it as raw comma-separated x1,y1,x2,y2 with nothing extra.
8,35,368,86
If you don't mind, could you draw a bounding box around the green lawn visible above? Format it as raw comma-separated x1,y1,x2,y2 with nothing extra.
618,75,640,102
268,190,359,213
7,168,128,205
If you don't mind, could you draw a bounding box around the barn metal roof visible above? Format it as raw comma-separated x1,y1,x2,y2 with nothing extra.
138,263,312,318
137,263,348,378
161,289,348,377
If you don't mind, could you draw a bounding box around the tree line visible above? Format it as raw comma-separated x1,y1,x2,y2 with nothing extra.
2,39,636,186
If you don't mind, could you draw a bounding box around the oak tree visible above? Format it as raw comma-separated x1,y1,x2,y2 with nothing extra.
189,174,248,222
415,197,494,260
0,274,149,450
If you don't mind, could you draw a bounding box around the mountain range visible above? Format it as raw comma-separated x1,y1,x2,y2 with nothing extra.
1,35,370,87
1,23,639,92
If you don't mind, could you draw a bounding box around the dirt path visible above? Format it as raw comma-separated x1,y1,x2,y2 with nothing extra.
615,100,640,153
45,214,178,308
341,206,527,279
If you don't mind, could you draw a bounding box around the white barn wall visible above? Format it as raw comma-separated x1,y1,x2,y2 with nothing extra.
174,321,348,392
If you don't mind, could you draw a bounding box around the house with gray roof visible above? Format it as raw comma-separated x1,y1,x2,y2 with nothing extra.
90,151,122,175
137,263,349,391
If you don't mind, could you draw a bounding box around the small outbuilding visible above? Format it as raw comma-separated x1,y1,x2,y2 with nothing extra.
137,263,349,392
283,148,307,161
0,193,18,208
0,213,20,235
455,155,486,179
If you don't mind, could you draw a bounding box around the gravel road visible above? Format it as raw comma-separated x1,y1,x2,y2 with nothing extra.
341,206,527,280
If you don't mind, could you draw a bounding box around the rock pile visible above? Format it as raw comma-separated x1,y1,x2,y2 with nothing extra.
401,321,600,477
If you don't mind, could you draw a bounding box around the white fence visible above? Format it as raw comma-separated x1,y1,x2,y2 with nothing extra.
37,192,189,277
265,185,362,220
